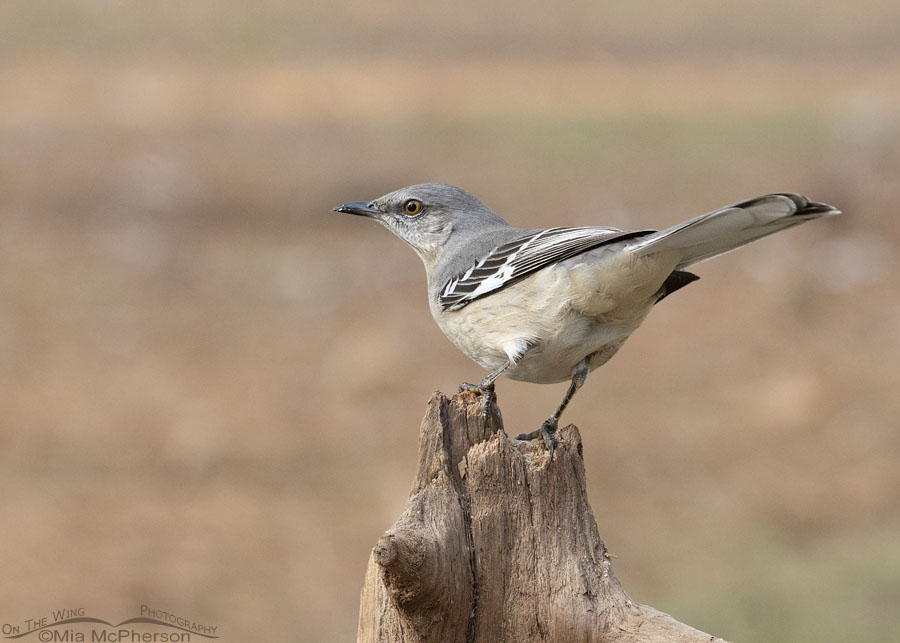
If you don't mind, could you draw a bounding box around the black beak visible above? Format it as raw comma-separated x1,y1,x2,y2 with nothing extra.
332,200,380,217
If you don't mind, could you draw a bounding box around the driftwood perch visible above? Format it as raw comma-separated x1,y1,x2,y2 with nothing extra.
358,391,729,643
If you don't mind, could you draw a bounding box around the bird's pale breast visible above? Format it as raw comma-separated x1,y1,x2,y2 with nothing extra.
431,249,677,383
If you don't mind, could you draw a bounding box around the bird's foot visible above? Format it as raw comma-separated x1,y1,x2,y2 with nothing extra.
515,417,559,461
458,380,496,419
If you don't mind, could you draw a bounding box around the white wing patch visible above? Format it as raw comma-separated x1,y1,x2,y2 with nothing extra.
440,226,652,311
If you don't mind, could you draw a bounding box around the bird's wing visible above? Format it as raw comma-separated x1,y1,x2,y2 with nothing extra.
439,226,653,311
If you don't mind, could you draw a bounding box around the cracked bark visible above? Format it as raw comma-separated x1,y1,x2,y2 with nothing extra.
358,391,731,643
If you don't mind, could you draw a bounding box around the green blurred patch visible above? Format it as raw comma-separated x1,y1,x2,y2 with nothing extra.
461,111,831,162
658,522,900,642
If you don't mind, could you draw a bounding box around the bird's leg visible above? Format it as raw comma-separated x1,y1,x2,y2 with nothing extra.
516,355,592,461
459,362,511,419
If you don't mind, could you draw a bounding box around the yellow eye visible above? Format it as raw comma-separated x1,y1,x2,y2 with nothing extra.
404,199,422,215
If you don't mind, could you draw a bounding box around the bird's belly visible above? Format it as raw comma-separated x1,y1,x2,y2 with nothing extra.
432,289,540,374
434,294,649,384
431,254,665,384
503,314,637,383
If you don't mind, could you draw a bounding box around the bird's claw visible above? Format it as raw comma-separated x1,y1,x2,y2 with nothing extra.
515,417,559,461
458,380,496,419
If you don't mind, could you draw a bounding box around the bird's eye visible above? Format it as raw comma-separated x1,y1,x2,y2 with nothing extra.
403,199,422,216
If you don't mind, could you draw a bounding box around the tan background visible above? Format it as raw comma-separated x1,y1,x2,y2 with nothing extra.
1,2,899,641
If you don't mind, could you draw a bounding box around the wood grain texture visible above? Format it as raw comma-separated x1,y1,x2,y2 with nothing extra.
358,391,729,643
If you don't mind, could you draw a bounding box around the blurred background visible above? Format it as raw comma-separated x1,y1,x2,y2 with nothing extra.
1,1,899,641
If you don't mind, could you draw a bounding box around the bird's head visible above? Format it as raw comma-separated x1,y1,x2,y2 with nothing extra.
333,183,508,266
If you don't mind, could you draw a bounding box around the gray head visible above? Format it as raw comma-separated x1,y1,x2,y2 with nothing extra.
333,183,510,266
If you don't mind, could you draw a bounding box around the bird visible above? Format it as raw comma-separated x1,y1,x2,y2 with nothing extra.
333,184,839,460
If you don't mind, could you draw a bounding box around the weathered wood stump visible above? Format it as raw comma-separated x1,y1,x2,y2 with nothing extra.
358,390,729,643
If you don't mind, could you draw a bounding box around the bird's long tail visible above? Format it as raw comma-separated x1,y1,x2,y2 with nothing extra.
629,193,840,269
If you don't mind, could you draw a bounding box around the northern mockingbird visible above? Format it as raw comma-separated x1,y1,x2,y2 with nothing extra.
334,184,839,460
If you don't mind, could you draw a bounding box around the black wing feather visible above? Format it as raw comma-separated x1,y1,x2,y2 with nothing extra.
440,227,653,311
